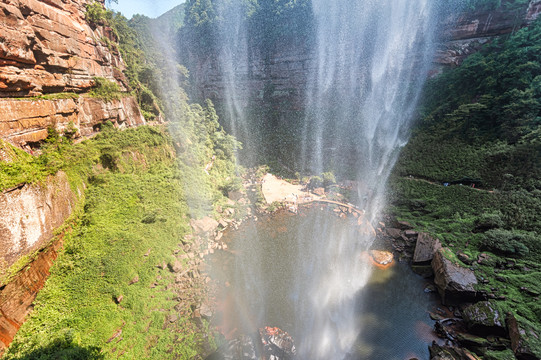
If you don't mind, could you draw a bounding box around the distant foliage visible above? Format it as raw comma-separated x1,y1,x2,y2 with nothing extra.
461,0,529,10
181,0,314,57
85,1,114,26
396,19,541,191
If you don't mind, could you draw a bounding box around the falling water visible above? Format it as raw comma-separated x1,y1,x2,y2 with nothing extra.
294,1,437,358
210,0,439,358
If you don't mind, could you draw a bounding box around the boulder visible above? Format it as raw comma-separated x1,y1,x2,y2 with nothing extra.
190,217,219,235
168,260,183,273
429,342,481,360
432,248,479,305
369,250,394,267
206,327,296,360
507,313,541,360
461,301,506,336
386,228,402,239
413,232,441,264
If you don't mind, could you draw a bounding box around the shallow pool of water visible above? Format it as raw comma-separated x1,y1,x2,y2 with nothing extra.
211,207,439,359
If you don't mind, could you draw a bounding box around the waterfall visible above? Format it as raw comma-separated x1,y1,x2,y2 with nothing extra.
295,1,437,358
208,0,439,358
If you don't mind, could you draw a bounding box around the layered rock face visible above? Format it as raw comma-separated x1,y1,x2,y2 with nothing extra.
0,171,76,270
0,0,145,148
1,96,144,146
192,1,541,112
0,237,63,353
0,0,125,97
0,1,145,352
435,0,541,68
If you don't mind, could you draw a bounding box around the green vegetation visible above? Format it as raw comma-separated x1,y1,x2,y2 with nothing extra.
3,126,216,359
3,2,242,356
391,18,541,353
89,77,123,101
181,0,313,57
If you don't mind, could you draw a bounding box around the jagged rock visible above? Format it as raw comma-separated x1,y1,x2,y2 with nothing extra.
386,228,402,239
168,260,183,273
432,248,479,305
369,250,394,267
507,313,541,360
228,190,244,201
429,342,481,360
190,217,219,235
0,171,75,272
404,230,418,238
456,252,473,265
396,220,414,230
413,232,442,264
461,301,506,336
207,327,296,360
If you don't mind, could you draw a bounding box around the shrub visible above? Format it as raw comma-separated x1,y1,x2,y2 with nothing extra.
85,1,113,27
308,176,323,189
474,211,504,232
89,77,122,102
482,229,530,257
322,172,336,188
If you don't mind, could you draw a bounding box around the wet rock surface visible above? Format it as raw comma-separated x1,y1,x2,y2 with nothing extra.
461,301,506,336
432,248,479,306
413,232,442,264
206,327,296,360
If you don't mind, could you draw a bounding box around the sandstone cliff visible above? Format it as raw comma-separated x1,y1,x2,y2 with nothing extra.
0,0,145,148
435,0,541,68
0,2,146,351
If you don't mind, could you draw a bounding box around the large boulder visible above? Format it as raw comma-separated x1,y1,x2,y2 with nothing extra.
432,248,480,305
461,301,506,336
413,232,442,264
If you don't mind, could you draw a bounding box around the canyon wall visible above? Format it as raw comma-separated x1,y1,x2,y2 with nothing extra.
0,0,145,268
0,1,146,352
435,0,541,69
192,0,541,111
0,0,145,149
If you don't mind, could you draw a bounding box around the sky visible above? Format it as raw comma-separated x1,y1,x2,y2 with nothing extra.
107,0,185,19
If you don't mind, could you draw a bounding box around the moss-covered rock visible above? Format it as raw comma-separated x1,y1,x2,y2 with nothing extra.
461,301,507,336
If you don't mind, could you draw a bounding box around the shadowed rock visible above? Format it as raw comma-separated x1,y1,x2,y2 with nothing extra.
432,248,479,305
413,233,441,264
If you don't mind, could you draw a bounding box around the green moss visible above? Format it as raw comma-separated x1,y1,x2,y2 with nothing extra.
483,349,516,360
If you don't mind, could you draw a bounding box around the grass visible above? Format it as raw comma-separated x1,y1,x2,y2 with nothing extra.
2,123,237,359
389,176,541,356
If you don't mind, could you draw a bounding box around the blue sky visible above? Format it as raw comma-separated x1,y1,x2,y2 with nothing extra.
107,0,185,19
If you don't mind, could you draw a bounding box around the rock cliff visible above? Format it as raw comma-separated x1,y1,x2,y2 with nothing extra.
435,0,541,68
191,1,541,112
0,0,145,268
0,1,146,352
0,171,76,271
0,0,145,148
